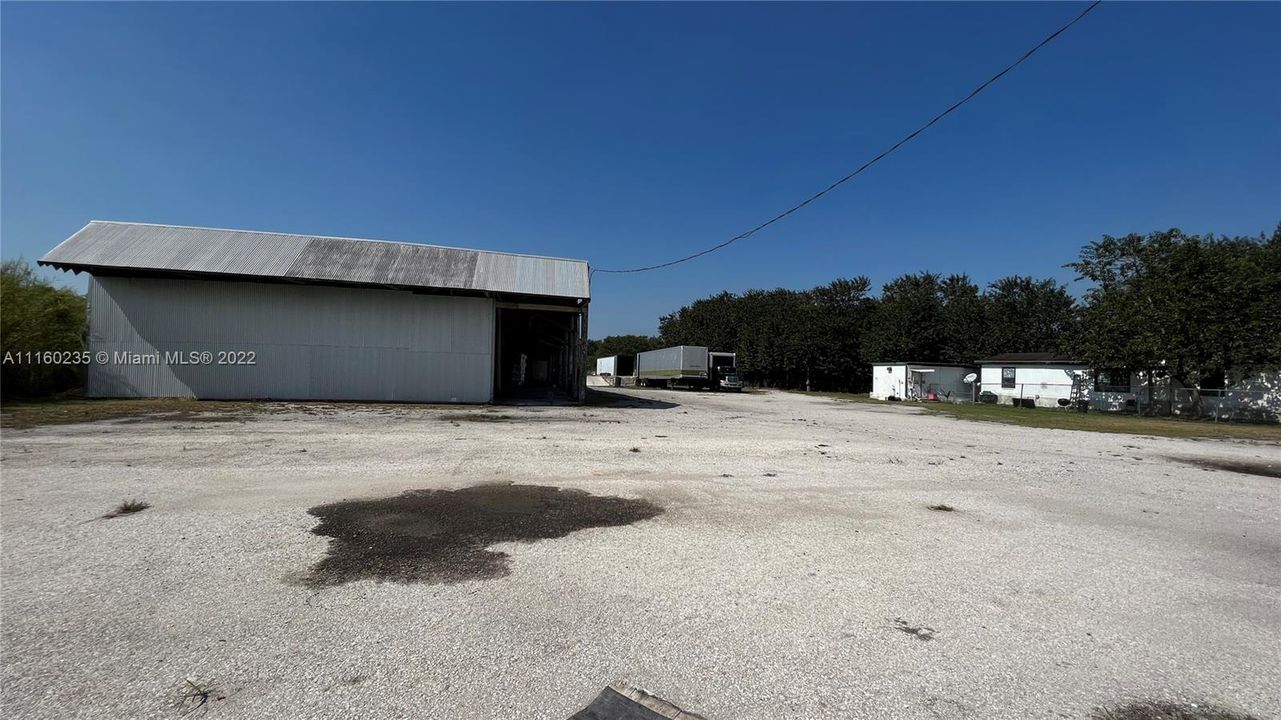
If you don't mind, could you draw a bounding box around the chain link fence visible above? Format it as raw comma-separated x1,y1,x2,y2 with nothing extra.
977,382,1077,409
976,382,1279,423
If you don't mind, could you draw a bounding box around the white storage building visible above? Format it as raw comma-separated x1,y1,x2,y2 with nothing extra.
39,221,591,403
870,362,976,402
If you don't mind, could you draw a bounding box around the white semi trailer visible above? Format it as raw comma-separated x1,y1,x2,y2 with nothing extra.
632,347,740,389
594,354,635,386
635,346,710,388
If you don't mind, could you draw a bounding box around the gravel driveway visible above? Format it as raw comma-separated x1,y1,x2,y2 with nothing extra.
2,389,1277,719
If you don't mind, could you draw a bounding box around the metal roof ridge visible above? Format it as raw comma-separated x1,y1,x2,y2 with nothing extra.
85,220,589,265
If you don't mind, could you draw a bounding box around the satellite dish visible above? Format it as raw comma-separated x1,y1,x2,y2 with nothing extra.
963,372,978,383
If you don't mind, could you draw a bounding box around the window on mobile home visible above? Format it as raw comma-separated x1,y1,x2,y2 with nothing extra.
1001,367,1016,388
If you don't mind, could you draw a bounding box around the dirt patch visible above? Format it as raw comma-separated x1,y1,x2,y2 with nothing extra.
1090,700,1259,720
1171,457,1280,479
116,411,256,426
298,484,663,587
0,398,277,429
438,413,518,423
893,617,936,641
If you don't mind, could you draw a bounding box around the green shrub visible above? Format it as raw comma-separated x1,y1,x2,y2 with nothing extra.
1,260,87,398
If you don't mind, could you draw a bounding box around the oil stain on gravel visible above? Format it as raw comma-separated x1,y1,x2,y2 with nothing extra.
1090,700,1260,720
298,484,663,587
1171,457,1280,479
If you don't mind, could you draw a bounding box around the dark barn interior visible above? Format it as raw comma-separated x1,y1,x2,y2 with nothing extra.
494,305,585,402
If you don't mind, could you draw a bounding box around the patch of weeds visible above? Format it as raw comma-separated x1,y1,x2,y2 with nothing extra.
1090,700,1260,720
102,499,150,519
927,504,955,512
892,617,936,641
762,472,777,477
629,446,641,453
174,677,225,715
439,413,516,423
886,456,904,465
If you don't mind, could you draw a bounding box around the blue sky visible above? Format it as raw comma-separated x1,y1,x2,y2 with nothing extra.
3,2,1278,337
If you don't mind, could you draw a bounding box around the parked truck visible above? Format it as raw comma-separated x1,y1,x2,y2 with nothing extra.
633,347,740,390
708,351,740,391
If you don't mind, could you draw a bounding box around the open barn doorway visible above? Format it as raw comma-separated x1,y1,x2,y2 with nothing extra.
494,304,585,403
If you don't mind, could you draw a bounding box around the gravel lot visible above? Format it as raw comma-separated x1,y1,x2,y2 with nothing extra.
2,389,1278,719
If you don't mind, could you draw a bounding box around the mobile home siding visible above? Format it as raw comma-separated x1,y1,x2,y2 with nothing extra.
871,364,908,400
979,364,1086,408
87,276,495,402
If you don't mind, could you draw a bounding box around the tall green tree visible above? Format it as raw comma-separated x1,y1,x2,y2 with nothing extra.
656,278,877,390
1067,226,1281,386
1,260,88,398
587,334,663,364
658,291,740,352
732,288,813,388
862,273,945,363
938,274,987,363
807,277,876,391
984,276,1077,356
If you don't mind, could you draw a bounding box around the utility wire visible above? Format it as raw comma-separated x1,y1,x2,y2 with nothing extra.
593,0,1103,275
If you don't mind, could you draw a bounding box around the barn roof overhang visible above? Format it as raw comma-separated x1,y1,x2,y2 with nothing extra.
38,221,591,303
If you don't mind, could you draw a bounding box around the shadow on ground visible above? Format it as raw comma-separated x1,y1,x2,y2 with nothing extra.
296,484,664,587
584,389,680,410
1170,457,1280,479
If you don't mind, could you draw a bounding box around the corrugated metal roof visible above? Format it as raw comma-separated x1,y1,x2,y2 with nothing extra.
976,353,1084,364
39,221,590,300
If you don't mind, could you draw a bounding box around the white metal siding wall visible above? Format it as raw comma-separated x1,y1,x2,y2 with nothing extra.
916,366,975,401
871,365,906,400
87,276,494,402
979,364,1085,407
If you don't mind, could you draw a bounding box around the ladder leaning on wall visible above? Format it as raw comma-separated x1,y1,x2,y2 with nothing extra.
1068,372,1090,411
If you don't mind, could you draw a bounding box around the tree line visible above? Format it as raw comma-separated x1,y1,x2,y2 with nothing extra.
1,260,88,398
591,225,1281,392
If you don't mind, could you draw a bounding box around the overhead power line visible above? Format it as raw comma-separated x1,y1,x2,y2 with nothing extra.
593,0,1103,275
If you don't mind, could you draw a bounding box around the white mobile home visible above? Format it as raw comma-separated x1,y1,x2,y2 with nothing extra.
39,221,591,403
977,353,1088,408
1091,368,1280,421
871,362,976,402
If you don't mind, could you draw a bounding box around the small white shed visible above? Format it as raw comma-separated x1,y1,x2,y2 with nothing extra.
871,362,977,402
